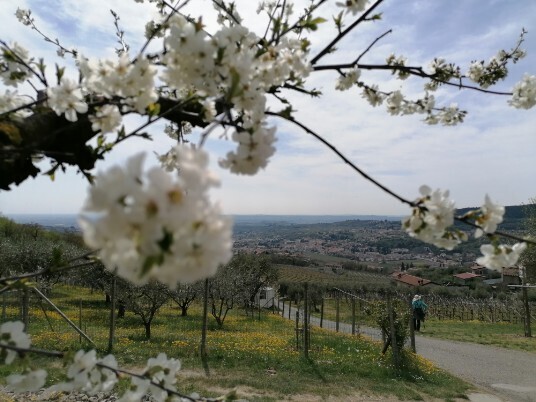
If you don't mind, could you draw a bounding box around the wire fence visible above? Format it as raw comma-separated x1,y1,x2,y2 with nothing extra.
2,283,534,371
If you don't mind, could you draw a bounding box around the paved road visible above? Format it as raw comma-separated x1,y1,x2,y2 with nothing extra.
279,301,536,402
415,336,536,402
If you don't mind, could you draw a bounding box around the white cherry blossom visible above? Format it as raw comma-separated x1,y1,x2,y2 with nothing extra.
336,0,370,15
476,242,527,270
362,85,385,107
0,42,31,87
89,104,122,133
335,67,361,91
145,353,181,401
403,185,465,250
6,369,47,392
80,146,232,287
0,321,31,364
0,89,30,117
509,73,536,109
474,195,505,238
47,78,88,122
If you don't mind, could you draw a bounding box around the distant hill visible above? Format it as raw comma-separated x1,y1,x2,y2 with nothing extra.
456,205,527,220
232,214,402,225
455,205,529,231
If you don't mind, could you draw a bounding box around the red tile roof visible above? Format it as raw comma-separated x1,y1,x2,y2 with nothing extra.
390,272,431,287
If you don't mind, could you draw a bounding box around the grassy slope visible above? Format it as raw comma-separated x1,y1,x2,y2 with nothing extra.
0,285,470,401
419,319,536,352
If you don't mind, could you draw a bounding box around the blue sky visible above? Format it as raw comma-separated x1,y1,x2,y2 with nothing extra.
0,0,535,216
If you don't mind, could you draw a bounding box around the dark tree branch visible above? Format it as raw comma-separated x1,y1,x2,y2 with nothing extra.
313,63,513,95
0,96,212,190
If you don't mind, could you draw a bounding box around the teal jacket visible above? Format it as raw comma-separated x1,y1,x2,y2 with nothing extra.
412,299,428,310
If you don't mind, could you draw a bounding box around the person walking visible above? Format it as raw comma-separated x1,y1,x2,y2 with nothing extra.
412,294,428,331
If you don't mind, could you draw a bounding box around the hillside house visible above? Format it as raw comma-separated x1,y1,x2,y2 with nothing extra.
502,267,521,287
390,272,433,288
254,287,276,308
453,272,483,285
470,264,487,276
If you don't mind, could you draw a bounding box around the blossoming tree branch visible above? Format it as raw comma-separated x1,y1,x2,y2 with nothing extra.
0,0,535,399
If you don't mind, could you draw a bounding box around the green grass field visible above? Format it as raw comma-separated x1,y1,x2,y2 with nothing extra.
419,319,536,352
0,285,471,401
276,264,391,288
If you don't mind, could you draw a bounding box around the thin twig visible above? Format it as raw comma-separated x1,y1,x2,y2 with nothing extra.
0,261,97,286
135,0,185,61
0,97,47,119
0,40,47,86
354,29,392,63
310,0,386,65
0,344,213,402
102,97,199,155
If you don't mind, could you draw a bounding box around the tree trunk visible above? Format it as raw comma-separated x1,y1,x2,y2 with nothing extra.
200,279,209,359
181,305,188,316
144,322,151,339
107,277,116,354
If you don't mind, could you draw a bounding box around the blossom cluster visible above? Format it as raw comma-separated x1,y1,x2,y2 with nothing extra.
47,350,118,395
46,77,88,122
359,83,466,125
509,74,536,109
79,145,232,287
386,54,410,80
78,53,158,114
0,89,30,118
335,66,361,91
0,41,31,87
0,321,31,364
161,15,310,174
403,187,526,270
402,185,466,250
477,243,527,271
466,46,526,89
336,0,370,16
1,320,190,401
119,353,181,402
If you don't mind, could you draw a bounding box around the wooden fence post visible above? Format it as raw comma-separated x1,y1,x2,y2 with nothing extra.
79,299,83,344
200,278,209,359
336,295,340,332
320,298,324,328
295,311,301,350
288,300,292,320
22,289,29,331
351,298,356,335
303,283,309,358
523,285,532,337
408,294,416,353
387,293,400,369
